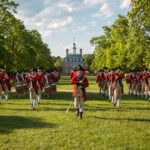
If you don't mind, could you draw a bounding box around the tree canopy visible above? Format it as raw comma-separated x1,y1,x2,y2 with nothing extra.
90,0,150,72
0,0,54,72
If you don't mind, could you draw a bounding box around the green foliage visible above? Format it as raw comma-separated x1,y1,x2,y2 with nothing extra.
0,0,54,72
54,57,63,72
83,54,95,72
90,1,150,72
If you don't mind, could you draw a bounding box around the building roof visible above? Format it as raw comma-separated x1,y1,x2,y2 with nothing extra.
66,54,82,58
63,54,83,63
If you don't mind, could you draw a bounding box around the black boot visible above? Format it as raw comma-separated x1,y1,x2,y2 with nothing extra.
76,109,79,116
79,112,83,120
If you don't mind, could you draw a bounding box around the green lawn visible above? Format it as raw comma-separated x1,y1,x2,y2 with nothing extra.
57,76,129,93
0,92,150,150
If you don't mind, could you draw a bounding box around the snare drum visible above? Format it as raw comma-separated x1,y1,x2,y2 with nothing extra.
44,84,53,96
22,83,29,93
15,83,24,95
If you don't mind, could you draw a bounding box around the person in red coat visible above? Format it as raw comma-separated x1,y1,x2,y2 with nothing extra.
42,70,54,85
4,72,11,102
26,68,39,110
106,69,115,103
141,68,149,99
127,70,133,94
53,69,60,82
13,71,23,83
131,70,137,96
0,66,5,104
37,66,44,104
103,67,109,96
113,67,124,108
135,69,142,97
13,71,23,98
70,67,76,79
70,65,89,120
96,70,104,95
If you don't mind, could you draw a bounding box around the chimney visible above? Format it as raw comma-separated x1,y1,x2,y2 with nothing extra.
66,49,69,56
80,49,82,56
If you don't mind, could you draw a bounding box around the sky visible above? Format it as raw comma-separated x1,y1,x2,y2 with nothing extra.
14,0,131,57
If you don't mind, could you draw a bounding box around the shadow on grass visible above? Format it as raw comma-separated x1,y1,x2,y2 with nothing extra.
0,116,56,134
92,116,150,122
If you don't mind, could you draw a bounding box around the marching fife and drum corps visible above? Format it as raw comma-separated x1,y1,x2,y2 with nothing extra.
96,67,124,108
96,67,150,108
0,65,60,110
0,63,150,119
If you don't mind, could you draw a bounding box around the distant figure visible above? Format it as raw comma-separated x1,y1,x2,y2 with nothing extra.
26,68,39,110
4,72,11,102
37,66,44,104
0,66,5,104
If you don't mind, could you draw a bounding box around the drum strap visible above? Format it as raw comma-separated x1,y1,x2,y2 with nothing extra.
45,75,49,84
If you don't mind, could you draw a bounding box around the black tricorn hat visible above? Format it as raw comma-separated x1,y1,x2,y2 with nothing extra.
37,66,43,70
30,68,37,72
103,67,108,69
76,64,85,71
0,65,4,69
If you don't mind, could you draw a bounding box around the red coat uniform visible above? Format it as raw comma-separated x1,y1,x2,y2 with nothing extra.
42,74,54,84
130,73,137,83
0,72,5,89
37,72,44,89
13,74,23,83
71,74,89,100
70,72,85,79
26,74,39,94
70,72,76,79
4,76,11,90
96,72,105,86
113,73,124,89
106,73,115,83
136,73,141,83
141,72,149,84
